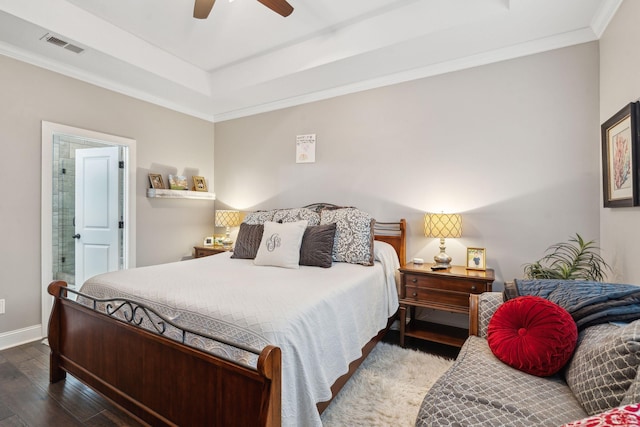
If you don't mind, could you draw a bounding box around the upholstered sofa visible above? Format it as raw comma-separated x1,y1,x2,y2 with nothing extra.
415,291,640,426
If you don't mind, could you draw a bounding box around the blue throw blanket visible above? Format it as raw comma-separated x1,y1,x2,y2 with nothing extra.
504,279,640,330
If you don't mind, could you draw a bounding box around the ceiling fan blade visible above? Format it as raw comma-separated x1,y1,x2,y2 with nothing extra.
257,0,294,17
194,0,216,19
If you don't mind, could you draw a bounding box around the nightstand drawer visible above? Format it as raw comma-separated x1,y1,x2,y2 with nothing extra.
405,285,470,308
404,274,487,294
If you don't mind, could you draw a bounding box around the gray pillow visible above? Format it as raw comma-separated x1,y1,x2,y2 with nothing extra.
299,224,337,268
565,320,640,415
230,223,264,259
273,207,321,225
242,210,275,225
320,207,375,266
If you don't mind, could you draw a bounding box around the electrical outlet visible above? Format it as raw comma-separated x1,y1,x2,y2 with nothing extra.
0,299,4,315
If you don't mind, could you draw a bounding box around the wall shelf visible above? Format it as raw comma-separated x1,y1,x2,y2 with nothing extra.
146,188,215,200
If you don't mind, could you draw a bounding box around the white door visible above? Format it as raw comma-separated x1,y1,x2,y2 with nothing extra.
75,146,120,287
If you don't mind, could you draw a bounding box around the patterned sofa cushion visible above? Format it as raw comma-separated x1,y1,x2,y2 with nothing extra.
415,336,587,427
565,320,640,415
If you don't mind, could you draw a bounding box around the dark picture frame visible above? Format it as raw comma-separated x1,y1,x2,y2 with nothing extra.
601,102,640,207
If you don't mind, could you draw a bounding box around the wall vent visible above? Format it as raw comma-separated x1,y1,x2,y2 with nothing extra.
40,33,85,54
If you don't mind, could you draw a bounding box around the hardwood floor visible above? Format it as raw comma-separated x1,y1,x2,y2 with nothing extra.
0,340,143,427
0,331,459,427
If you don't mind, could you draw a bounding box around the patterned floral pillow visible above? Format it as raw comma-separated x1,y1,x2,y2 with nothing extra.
320,207,375,266
272,208,320,225
560,403,640,426
242,210,276,225
565,320,640,415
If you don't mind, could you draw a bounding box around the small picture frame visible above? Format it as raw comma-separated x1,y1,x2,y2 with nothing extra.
601,102,640,207
203,236,214,246
148,173,165,189
193,176,207,192
466,247,486,270
168,174,188,190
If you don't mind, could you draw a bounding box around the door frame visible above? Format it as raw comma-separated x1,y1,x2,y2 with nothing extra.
41,121,137,337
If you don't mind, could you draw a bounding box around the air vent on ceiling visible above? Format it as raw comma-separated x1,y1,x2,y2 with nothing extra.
40,33,85,54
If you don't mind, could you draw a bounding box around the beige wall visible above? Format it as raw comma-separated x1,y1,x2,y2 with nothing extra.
0,54,214,337
215,42,601,289
599,0,640,284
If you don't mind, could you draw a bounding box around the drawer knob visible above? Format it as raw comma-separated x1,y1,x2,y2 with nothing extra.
411,278,418,283
471,285,477,291
412,292,418,297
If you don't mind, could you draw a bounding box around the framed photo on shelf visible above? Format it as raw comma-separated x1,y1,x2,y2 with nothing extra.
168,174,188,190
466,247,486,271
148,173,165,189
601,102,640,208
193,176,207,192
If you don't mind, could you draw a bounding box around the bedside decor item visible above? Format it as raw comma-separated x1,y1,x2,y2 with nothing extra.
203,236,213,246
193,176,207,192
215,209,241,248
168,174,188,190
466,247,486,270
148,173,165,189
424,213,462,268
601,101,639,207
522,234,611,281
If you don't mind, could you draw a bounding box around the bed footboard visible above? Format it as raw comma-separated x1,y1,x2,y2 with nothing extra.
47,281,281,427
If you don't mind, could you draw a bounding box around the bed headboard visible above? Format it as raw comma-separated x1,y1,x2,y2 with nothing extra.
302,203,406,266
374,220,406,266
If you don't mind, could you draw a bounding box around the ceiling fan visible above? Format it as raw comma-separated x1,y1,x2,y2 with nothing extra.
193,0,294,19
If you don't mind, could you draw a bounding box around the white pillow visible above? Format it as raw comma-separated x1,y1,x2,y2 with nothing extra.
254,220,308,268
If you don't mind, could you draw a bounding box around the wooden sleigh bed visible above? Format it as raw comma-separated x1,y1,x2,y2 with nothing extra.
47,210,406,427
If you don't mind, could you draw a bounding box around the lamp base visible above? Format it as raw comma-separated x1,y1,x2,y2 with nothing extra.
433,237,452,268
222,227,233,249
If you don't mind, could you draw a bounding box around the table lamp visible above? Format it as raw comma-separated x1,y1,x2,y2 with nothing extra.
424,213,462,268
215,210,241,248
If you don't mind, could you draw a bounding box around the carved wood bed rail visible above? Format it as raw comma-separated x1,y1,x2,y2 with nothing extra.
47,217,406,426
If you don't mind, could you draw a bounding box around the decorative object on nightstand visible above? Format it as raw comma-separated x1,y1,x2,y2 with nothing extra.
399,262,495,348
424,212,462,269
466,247,486,271
215,210,241,249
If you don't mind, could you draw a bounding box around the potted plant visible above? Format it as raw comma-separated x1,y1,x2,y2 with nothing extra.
523,234,611,281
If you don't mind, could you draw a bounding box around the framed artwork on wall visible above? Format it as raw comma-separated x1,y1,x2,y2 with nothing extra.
148,173,165,189
601,102,640,208
168,174,188,190
466,247,486,271
193,176,207,192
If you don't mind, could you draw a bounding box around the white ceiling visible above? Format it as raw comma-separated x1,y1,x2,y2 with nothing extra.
0,0,622,122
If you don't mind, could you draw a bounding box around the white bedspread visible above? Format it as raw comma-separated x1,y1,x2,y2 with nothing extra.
80,240,400,427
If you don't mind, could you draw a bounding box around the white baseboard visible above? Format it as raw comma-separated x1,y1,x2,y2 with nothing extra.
0,324,43,351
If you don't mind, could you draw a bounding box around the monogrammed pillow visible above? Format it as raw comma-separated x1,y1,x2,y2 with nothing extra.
254,220,308,269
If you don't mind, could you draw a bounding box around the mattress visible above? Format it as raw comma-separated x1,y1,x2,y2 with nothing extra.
79,240,400,427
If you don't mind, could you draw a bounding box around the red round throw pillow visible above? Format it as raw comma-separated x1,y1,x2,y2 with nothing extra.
487,295,578,377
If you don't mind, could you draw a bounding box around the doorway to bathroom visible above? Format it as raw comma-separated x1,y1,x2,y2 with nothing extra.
41,121,137,336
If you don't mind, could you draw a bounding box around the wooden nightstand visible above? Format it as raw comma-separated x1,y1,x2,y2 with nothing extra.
399,262,495,348
194,245,228,258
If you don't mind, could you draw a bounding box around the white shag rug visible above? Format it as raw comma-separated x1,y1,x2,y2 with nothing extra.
320,342,454,427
